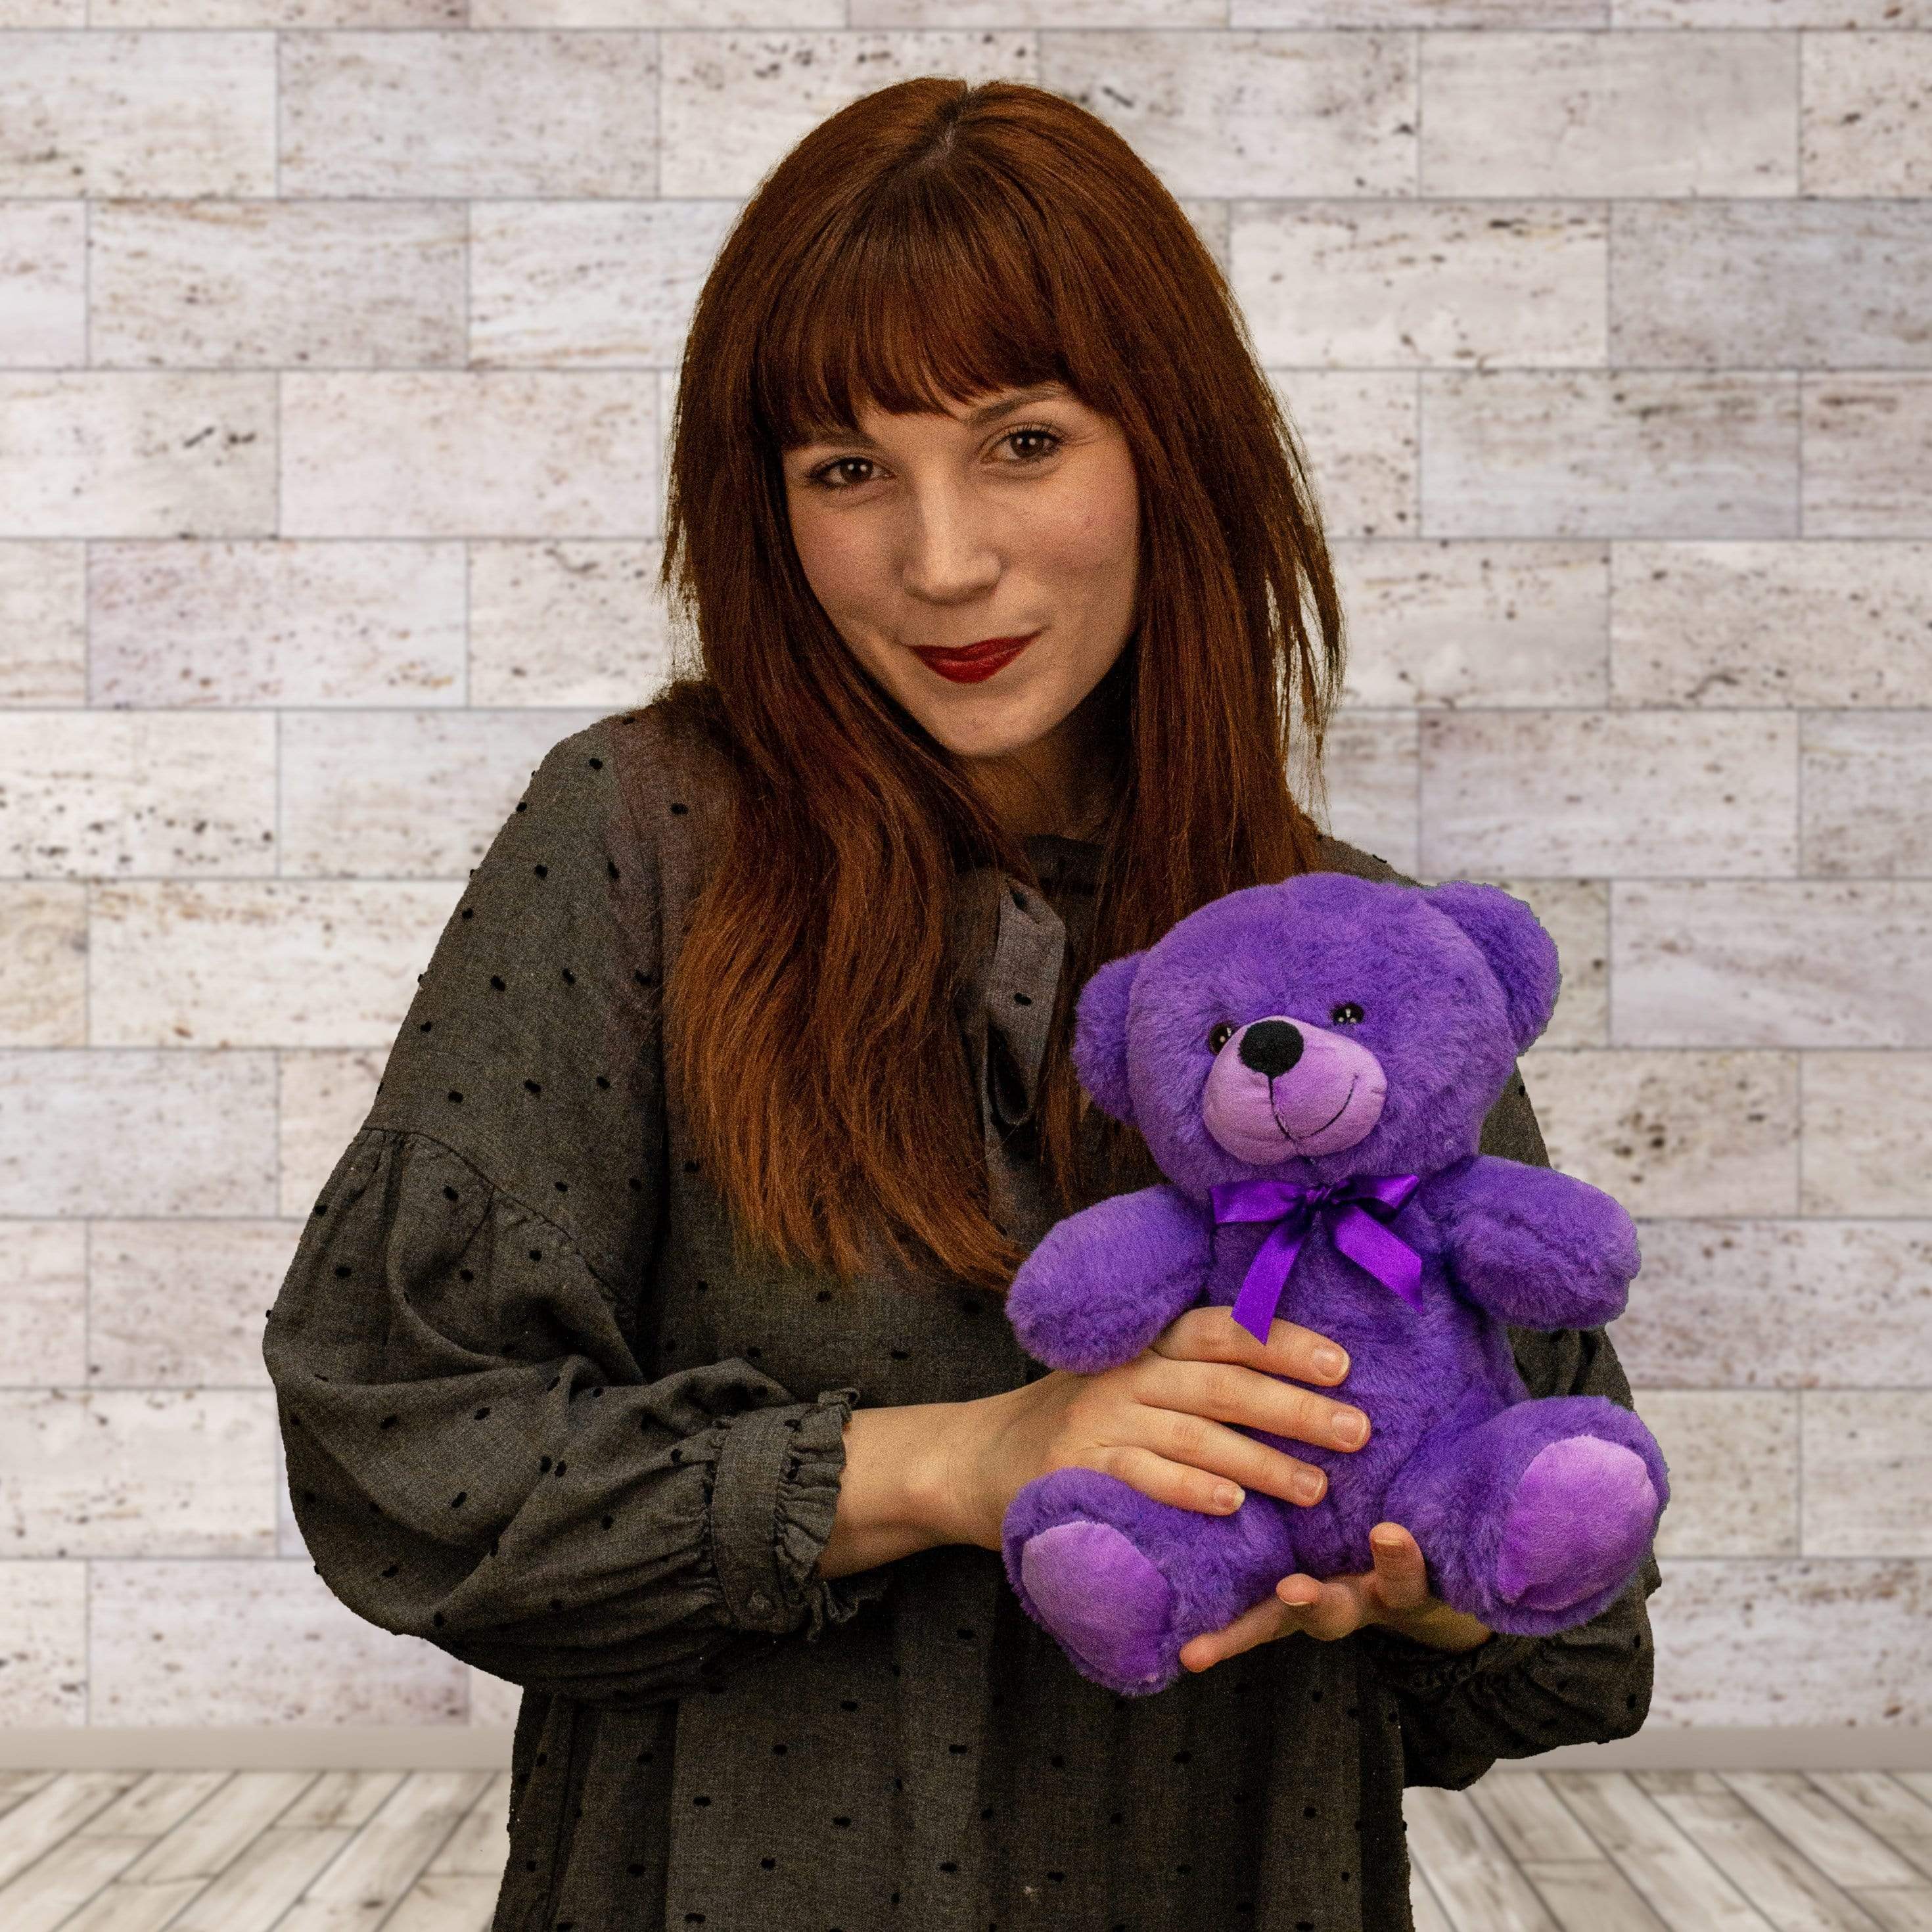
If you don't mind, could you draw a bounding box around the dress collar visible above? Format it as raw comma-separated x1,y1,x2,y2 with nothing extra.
949,836,1101,1148
1019,829,1101,898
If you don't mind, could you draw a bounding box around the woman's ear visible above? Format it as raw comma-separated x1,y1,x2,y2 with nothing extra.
1070,950,1146,1126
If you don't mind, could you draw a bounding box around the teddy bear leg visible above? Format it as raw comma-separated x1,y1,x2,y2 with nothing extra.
1003,1467,1176,1694
1380,1395,1668,1639
1001,1464,1297,1697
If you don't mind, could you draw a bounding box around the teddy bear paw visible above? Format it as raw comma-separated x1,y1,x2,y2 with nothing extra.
1019,1519,1177,1691
1496,1435,1659,1614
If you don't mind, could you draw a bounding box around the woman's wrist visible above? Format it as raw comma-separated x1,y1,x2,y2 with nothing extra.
816,1399,996,1578
923,1387,1020,1552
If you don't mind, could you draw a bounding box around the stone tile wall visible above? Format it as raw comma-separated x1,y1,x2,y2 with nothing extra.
1,6,1925,1734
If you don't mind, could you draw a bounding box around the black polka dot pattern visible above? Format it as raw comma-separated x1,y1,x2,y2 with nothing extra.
261,706,1662,1932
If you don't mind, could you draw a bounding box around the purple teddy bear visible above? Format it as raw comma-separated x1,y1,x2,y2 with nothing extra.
1000,871,1669,1697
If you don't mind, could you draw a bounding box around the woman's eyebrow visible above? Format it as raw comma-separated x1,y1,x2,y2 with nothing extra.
795,383,1072,449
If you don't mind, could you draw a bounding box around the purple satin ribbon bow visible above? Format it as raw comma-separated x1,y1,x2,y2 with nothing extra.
1210,1173,1425,1345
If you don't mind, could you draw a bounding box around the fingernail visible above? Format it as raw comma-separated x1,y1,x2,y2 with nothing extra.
1313,1345,1348,1378
1213,1484,1243,1511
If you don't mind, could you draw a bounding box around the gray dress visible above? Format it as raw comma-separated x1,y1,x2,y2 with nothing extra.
263,701,1663,1932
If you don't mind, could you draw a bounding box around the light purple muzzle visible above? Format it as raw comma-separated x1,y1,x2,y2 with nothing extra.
1201,1017,1387,1161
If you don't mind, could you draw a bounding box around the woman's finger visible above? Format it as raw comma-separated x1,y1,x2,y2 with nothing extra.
1145,1402,1331,1507
1364,1521,1496,1650
1152,1306,1352,1391
1178,1594,1293,1672
1091,1442,1250,1519
1276,1572,1369,1642
1366,1522,1432,1615
1132,1352,1368,1465
1185,1571,1368,1673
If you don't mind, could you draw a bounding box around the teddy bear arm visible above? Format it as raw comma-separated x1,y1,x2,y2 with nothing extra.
1423,1155,1641,1331
1004,1184,1212,1374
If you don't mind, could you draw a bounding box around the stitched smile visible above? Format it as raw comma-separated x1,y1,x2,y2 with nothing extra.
1276,1076,1357,1143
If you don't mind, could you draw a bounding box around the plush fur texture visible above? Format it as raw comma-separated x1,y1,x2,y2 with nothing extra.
1000,872,1670,1697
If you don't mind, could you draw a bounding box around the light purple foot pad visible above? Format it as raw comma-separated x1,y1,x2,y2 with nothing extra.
1498,1436,1659,1612
1019,1520,1174,1687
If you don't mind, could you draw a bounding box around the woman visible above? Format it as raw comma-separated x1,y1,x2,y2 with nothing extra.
264,77,1661,1932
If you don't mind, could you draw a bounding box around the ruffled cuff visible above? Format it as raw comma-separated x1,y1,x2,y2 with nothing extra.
706,1384,894,1643
1354,1621,1541,1701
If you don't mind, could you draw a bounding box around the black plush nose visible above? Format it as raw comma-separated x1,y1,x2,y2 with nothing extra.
1238,1019,1304,1078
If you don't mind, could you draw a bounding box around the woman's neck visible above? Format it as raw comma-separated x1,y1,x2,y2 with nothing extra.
971,736,1117,844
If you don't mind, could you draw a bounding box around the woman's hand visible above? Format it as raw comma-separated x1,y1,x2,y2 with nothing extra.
1178,1521,1494,1673
932,1305,1369,1553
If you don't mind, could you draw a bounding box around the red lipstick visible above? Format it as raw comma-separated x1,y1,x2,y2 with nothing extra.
911,630,1040,683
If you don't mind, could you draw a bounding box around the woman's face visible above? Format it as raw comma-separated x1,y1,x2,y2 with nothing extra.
781,380,1139,839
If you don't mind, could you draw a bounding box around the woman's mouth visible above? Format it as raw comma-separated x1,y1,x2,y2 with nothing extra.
911,630,1040,683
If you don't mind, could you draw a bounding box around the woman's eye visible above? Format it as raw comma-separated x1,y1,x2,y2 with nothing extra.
1003,426,1063,464
1331,1001,1366,1025
1207,1022,1235,1053
812,457,874,490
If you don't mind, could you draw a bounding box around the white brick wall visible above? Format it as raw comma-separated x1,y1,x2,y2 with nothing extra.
0,9,1927,1736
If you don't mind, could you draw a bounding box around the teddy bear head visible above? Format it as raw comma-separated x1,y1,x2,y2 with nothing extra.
1071,873,1560,1194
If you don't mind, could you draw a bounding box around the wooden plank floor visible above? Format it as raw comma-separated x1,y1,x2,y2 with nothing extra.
1,1765,1930,1928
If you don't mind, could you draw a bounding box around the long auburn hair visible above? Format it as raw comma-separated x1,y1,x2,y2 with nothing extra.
630,77,1346,1299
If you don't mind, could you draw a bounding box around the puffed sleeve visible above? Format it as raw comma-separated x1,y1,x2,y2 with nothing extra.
262,714,888,1711
1352,1069,1663,1788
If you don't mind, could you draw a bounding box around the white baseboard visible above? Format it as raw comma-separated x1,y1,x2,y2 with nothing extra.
1500,1728,1932,1773
1,1727,1927,1774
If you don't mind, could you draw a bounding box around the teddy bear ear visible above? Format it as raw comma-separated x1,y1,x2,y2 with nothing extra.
1422,881,1561,1053
1070,950,1145,1126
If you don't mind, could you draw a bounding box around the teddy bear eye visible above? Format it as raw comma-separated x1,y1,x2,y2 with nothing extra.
1207,1022,1235,1053
1330,1001,1366,1025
